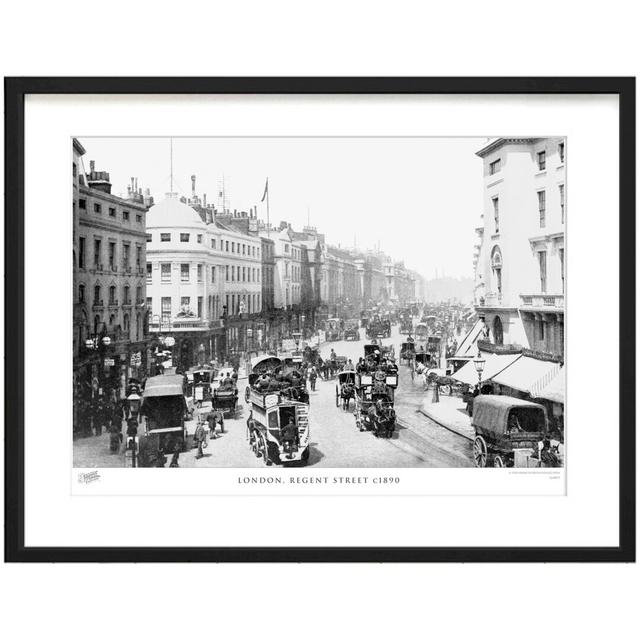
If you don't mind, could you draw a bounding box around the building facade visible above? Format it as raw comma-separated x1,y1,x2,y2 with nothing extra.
474,137,566,358
73,140,149,412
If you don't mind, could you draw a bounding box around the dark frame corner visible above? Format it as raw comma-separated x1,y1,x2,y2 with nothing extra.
4,77,635,563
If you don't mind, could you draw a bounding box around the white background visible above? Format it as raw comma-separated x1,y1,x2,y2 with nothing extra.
1,2,638,640
27,93,606,547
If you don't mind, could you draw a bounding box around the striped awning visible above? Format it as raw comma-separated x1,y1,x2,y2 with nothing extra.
492,356,561,397
534,366,565,404
451,352,522,386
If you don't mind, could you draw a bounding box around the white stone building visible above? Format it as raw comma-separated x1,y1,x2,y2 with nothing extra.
474,137,565,357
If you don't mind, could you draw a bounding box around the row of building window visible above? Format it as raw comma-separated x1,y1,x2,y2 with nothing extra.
146,262,261,285
488,142,565,178
78,198,142,224
78,237,144,272
148,232,260,258
492,184,565,234
79,283,144,307
491,247,564,297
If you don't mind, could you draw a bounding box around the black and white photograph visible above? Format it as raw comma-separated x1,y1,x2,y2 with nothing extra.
72,135,566,471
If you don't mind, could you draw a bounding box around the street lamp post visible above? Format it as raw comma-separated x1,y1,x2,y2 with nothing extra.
473,353,486,392
85,328,112,397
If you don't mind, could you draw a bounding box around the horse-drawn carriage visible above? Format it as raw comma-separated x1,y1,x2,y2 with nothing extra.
335,370,357,411
400,341,415,365
212,384,239,419
353,369,398,438
344,321,360,341
185,365,216,407
324,317,343,342
366,316,392,339
472,395,553,468
245,388,310,465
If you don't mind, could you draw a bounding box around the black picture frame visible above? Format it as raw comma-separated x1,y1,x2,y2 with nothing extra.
4,77,635,563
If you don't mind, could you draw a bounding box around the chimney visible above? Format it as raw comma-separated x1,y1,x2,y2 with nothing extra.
203,193,207,207
131,177,135,193
135,177,138,192
89,160,95,172
191,174,196,196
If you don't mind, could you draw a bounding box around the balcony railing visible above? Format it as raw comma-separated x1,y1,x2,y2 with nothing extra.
520,293,564,309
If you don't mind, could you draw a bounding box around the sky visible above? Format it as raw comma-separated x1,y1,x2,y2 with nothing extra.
77,137,486,279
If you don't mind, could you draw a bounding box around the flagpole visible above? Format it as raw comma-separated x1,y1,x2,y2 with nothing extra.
266,178,270,238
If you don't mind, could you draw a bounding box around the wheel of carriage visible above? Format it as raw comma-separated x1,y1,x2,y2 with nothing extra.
244,386,250,403
493,455,505,468
473,436,488,468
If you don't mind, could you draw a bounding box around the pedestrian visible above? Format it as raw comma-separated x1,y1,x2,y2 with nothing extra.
194,422,207,459
309,366,317,391
166,434,181,468
208,408,224,437
108,421,121,453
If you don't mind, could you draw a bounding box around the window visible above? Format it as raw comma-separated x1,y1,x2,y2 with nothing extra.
94,202,102,213
136,245,142,269
146,297,152,309
242,244,246,255
109,242,116,270
197,234,203,244
145,233,152,243
559,184,565,224
78,284,85,302
79,199,87,210
211,238,216,249
211,266,216,282
123,243,130,270
94,285,101,305
232,242,236,253
559,248,565,294
538,190,546,228
181,263,190,282
197,296,203,318
231,266,235,282
136,214,142,223
79,237,86,269
181,296,190,308
146,263,152,282
123,210,130,221
225,265,229,281
73,162,77,177
160,233,171,242
136,286,142,304
491,247,503,296
123,285,130,305
537,318,545,341
161,263,171,283
109,207,116,217
180,233,190,242
538,250,547,293
161,297,171,323
94,239,101,267
197,264,203,282
558,142,565,164
225,241,229,252
492,197,499,233
537,150,546,171
489,159,501,175
285,244,290,253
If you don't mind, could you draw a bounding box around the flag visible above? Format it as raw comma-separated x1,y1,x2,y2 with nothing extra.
261,178,269,202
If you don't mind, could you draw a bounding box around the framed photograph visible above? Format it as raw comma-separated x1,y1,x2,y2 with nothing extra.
4,77,635,562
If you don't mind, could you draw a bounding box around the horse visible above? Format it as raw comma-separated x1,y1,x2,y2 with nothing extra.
375,406,396,438
340,384,355,411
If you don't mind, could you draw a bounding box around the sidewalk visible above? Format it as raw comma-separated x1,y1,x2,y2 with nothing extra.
419,392,475,441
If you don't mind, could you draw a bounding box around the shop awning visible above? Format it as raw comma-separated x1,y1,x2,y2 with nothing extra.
534,366,565,404
455,318,485,358
492,356,561,397
452,352,521,386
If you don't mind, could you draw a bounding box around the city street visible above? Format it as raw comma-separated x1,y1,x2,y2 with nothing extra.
74,323,473,468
